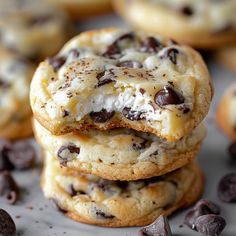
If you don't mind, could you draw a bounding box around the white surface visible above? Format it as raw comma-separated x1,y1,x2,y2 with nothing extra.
1,14,236,236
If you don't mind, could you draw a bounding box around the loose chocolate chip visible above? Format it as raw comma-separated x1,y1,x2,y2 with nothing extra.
89,109,115,123
0,171,19,205
218,173,236,202
94,208,114,219
228,142,236,158
7,140,35,170
0,139,13,171
164,48,179,65
0,209,16,236
184,199,220,231
122,107,144,121
139,215,172,236
48,56,66,71
117,60,142,68
180,6,194,16
57,143,80,166
141,37,163,53
154,86,184,106
195,215,226,236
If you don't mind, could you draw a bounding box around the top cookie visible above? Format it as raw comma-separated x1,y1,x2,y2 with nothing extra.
0,0,70,61
113,0,236,49
30,28,212,141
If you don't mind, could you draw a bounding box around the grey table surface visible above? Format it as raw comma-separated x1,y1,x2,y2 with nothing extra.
1,14,236,236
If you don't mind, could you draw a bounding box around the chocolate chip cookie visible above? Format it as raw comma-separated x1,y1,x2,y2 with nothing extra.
34,119,205,180
113,0,236,49
30,28,212,141
41,151,204,227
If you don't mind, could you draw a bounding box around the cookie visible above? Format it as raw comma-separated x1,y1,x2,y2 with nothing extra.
216,84,236,140
113,0,236,49
0,0,70,61
46,0,112,20
34,119,205,180
42,151,204,227
216,47,236,71
30,28,212,142
0,47,35,139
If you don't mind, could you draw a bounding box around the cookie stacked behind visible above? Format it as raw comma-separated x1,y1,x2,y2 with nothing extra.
30,28,212,226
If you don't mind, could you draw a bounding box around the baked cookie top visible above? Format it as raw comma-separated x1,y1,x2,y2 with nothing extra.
34,119,205,180
0,0,70,60
42,151,203,226
30,28,212,141
0,47,34,129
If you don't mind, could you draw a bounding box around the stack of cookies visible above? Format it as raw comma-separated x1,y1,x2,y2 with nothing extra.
30,28,213,227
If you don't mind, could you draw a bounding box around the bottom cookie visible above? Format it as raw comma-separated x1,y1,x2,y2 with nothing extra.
41,152,204,227
0,115,33,140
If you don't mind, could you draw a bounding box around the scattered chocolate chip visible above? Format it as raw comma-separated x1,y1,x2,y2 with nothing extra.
139,215,172,236
139,88,146,94
141,37,163,53
89,109,115,123
163,48,179,64
48,56,66,71
228,142,236,158
180,6,194,16
122,107,144,121
7,140,35,170
154,86,184,106
218,173,236,202
0,139,13,171
57,143,80,166
94,208,114,219
184,199,220,231
195,215,226,236
0,209,16,236
117,60,142,68
0,171,19,205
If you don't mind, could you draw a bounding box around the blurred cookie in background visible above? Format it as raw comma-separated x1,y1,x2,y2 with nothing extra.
0,0,72,61
216,47,236,72
47,0,112,20
216,84,236,140
0,47,35,139
113,0,236,49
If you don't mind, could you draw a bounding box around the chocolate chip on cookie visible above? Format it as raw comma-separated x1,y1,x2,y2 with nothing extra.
97,70,115,87
180,6,194,16
141,37,163,53
7,140,35,170
122,107,144,121
117,60,142,68
89,109,115,123
93,207,114,220
154,86,184,106
139,215,172,236
195,215,226,236
0,209,16,236
48,56,66,71
163,48,179,65
218,173,236,202
0,171,20,205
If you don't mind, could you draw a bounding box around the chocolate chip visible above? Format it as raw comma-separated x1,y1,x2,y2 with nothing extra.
68,49,80,58
218,173,236,202
0,209,16,236
195,215,226,236
96,70,115,87
57,144,80,166
163,48,179,65
117,60,142,68
141,37,163,53
0,171,19,205
132,139,148,151
228,142,236,158
63,110,70,117
122,107,144,121
89,109,115,123
180,6,194,16
103,32,134,58
154,86,184,106
139,215,172,236
94,208,114,219
0,139,13,171
139,88,146,94
184,199,220,231
7,140,35,170
67,184,77,197
48,56,66,71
